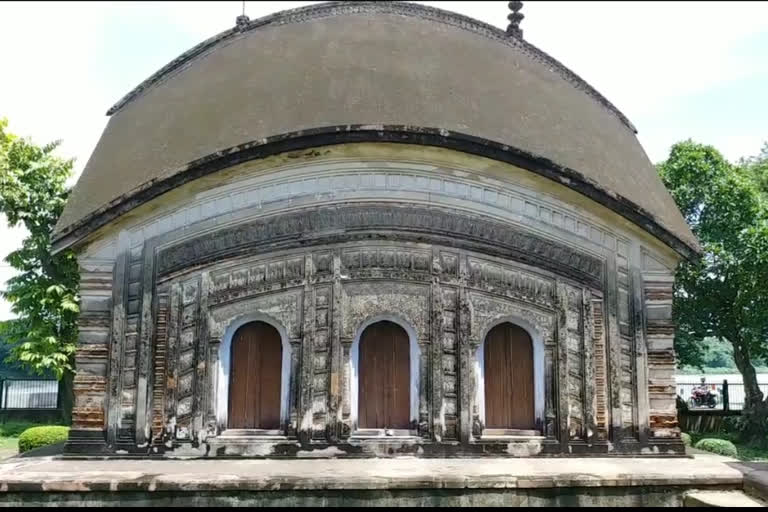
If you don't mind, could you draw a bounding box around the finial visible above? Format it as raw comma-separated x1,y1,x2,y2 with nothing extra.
236,1,249,30
506,1,524,39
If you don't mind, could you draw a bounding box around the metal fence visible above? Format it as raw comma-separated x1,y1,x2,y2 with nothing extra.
0,379,59,409
677,380,768,411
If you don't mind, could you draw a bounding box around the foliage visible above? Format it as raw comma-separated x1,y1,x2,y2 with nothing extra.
17,425,69,453
689,432,768,461
0,421,49,438
658,140,768,441
678,337,768,372
0,323,43,378
693,438,739,457
0,118,79,379
681,432,692,447
739,142,768,201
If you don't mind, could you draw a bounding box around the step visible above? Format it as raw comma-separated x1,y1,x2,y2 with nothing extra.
684,490,766,508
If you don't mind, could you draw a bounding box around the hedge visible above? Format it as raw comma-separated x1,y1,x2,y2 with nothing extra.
17,426,70,453
693,438,738,457
680,432,692,447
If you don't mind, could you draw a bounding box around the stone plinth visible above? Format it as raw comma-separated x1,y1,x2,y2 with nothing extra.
0,454,747,507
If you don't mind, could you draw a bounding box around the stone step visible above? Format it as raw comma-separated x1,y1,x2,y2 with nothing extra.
684,490,766,508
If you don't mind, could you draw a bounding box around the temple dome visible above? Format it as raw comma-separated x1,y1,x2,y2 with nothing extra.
54,1,698,256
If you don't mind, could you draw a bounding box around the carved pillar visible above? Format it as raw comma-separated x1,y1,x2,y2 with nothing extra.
106,232,129,447
592,295,610,441
68,258,114,453
298,254,315,443
150,288,169,448
194,272,210,442
644,276,679,439
430,264,444,441
631,267,650,444
604,255,623,443
135,247,156,446
582,288,596,445
457,252,472,445
555,281,569,452
328,250,343,442
288,338,302,437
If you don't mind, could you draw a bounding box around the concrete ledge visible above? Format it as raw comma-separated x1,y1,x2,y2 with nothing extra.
0,454,744,493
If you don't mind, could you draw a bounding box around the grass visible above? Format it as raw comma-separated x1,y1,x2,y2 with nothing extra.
0,421,59,460
687,432,768,461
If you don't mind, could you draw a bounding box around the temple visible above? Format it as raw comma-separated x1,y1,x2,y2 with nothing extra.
53,1,699,457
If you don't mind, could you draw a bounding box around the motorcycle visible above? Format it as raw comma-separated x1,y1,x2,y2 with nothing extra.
689,385,719,408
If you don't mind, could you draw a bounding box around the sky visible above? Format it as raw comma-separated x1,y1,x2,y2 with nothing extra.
1,0,767,321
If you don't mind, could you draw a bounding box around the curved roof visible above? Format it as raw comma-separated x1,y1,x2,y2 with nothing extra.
53,1,699,257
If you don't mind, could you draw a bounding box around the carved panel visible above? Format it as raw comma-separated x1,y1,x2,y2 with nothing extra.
174,278,200,438
313,285,332,437
340,246,431,281
157,204,604,288
467,291,555,346
466,256,554,308
441,286,459,440
208,289,303,340
209,255,306,306
340,282,430,340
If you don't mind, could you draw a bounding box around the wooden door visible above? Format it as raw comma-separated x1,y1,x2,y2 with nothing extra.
359,321,411,429
484,323,534,429
228,322,282,429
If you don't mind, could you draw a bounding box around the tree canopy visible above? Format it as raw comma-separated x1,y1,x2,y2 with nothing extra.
0,118,79,380
658,139,768,439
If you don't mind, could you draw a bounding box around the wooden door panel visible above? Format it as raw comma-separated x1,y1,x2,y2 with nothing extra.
359,321,410,429
484,323,534,429
228,322,282,430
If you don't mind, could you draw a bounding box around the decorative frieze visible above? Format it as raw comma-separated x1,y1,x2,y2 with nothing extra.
467,256,554,308
157,204,604,287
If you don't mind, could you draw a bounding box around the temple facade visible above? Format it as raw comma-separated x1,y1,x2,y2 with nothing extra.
53,2,699,457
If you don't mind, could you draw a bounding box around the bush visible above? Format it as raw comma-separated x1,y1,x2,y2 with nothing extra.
694,438,738,457
17,426,69,453
681,432,692,446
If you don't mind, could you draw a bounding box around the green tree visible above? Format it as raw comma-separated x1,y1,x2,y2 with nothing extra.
0,118,79,418
740,142,768,201
658,140,768,442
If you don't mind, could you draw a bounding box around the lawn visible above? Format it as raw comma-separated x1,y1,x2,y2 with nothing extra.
688,432,768,462
0,421,53,460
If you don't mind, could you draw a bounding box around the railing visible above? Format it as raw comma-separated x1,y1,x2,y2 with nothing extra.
676,380,768,411
0,379,60,409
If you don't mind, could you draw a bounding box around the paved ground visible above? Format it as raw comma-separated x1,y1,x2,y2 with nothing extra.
0,453,750,492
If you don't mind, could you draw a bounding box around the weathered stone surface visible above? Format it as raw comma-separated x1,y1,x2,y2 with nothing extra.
0,454,746,507
684,490,765,508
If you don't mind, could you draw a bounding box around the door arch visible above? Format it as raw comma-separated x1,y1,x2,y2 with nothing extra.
483,322,535,430
358,320,411,429
228,321,283,429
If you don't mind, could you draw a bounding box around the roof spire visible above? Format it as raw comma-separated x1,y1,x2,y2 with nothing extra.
506,1,524,39
236,1,249,30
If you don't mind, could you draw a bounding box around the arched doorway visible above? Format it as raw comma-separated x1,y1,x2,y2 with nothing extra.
358,321,411,429
228,321,282,429
483,322,535,430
